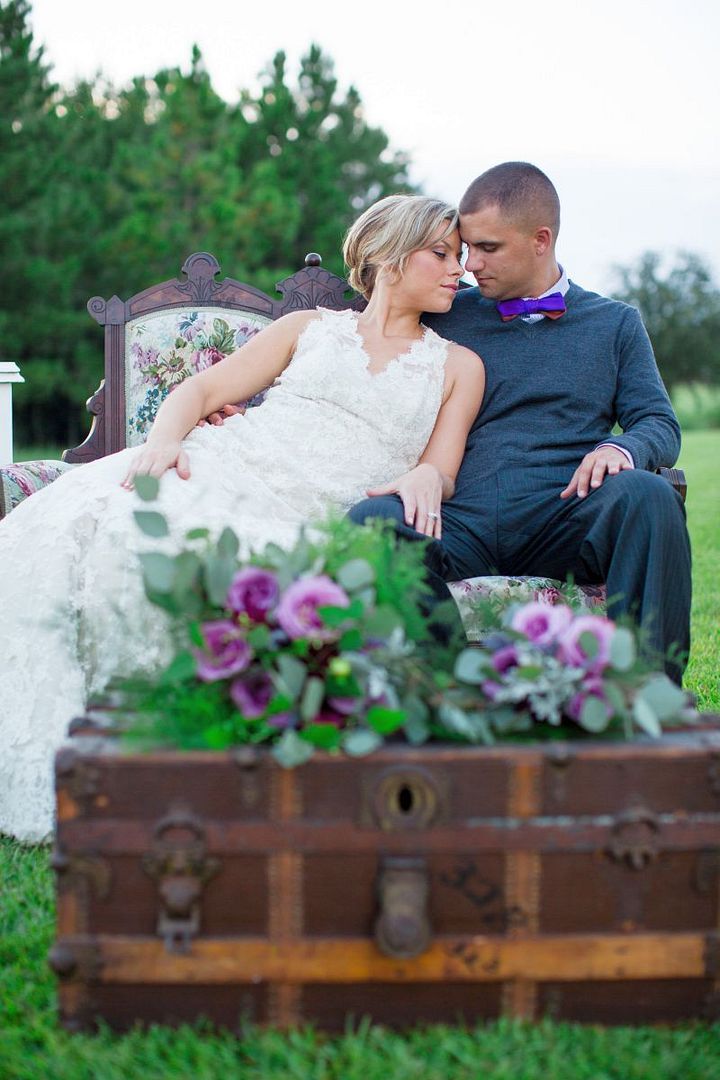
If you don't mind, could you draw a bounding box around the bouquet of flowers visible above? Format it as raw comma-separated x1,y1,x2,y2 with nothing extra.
119,476,694,763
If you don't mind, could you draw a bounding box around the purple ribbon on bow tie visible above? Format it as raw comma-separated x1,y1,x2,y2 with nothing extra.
496,292,567,321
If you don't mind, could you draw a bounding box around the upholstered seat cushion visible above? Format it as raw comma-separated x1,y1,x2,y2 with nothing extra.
0,460,75,521
448,575,607,640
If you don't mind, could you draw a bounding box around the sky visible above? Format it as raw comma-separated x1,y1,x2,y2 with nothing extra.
28,0,720,292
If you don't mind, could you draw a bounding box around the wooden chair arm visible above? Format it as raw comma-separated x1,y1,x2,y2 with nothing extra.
657,466,687,503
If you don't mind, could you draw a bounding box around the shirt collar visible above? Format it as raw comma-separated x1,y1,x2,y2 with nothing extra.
529,264,568,301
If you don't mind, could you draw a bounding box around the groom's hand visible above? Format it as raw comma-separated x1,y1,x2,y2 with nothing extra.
560,446,633,500
197,403,245,427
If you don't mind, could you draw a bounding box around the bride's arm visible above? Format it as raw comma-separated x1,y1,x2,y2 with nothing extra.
366,345,485,538
122,311,319,487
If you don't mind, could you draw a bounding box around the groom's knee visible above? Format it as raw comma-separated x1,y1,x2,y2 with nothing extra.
347,494,407,528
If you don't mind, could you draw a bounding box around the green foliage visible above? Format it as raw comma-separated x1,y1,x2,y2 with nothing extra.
0,6,414,448
612,251,720,393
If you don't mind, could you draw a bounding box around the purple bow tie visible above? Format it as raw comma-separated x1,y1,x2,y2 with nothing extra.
496,292,567,321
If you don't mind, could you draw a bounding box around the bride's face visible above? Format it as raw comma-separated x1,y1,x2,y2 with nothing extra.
394,227,464,312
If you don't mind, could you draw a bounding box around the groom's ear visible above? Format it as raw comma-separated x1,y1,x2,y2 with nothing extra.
534,226,554,256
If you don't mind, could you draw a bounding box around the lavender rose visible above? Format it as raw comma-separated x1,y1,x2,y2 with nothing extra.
226,567,279,621
276,575,350,641
511,601,574,646
491,644,520,674
230,669,274,717
195,619,252,681
557,615,615,673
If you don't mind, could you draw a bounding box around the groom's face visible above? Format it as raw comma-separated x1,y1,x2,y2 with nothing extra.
460,204,540,301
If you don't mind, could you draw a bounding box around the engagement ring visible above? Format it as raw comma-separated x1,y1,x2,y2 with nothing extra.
427,512,439,520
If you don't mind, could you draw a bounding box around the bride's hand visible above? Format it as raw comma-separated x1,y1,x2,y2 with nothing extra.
121,441,191,490
366,463,443,539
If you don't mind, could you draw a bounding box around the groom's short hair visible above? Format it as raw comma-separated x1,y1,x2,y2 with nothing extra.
460,162,561,237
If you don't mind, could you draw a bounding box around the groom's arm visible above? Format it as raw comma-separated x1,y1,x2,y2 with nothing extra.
598,306,680,472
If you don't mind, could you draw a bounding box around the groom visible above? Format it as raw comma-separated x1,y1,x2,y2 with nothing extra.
349,162,691,684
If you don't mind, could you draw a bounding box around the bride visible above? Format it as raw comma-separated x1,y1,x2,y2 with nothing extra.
0,194,485,842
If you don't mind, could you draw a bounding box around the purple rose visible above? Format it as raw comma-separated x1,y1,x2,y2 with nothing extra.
276,576,350,641
230,669,274,717
328,695,360,716
482,679,503,701
267,711,296,729
491,644,519,674
226,567,279,621
557,615,616,673
567,676,613,722
511,601,574,646
195,619,252,681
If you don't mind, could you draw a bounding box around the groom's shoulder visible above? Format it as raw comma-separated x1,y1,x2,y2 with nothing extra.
567,280,639,325
423,285,492,335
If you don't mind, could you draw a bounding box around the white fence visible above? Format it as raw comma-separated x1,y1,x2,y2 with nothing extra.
0,362,24,465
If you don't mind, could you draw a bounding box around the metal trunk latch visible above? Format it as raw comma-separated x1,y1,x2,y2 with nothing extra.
374,855,431,959
142,805,220,954
608,805,661,869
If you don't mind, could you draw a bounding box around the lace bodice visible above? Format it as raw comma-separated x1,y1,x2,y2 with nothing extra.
190,307,449,517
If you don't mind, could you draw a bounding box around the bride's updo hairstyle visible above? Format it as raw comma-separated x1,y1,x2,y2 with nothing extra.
343,195,458,299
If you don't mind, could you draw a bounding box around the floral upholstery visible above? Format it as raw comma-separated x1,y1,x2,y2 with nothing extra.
126,307,272,445
0,459,75,521
448,575,607,640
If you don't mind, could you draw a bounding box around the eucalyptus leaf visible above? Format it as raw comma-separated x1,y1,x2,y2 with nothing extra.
139,552,175,594
363,605,403,638
185,527,210,541
342,728,383,757
609,627,636,671
637,675,688,722
217,526,239,559
204,554,236,606
454,648,491,685
276,654,307,700
633,696,662,738
134,474,160,502
403,712,430,745
247,624,272,650
603,680,628,717
272,730,315,768
577,695,611,733
134,510,170,538
300,676,325,722
578,630,600,660
336,558,376,591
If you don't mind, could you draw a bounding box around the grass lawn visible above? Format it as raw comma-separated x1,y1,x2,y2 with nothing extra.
2,430,717,1076
678,431,720,711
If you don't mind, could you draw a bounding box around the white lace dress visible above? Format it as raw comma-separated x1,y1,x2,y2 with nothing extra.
0,308,448,842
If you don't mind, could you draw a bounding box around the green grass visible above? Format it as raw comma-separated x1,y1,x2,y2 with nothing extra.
2,841,720,1080
678,431,720,711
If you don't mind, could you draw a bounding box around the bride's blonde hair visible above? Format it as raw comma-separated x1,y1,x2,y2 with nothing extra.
343,194,459,299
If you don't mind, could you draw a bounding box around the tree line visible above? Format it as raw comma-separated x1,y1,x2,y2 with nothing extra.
2,0,719,448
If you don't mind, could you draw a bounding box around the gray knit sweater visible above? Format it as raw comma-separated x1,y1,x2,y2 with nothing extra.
424,282,680,492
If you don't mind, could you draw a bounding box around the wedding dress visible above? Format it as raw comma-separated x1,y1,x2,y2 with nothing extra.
0,308,448,842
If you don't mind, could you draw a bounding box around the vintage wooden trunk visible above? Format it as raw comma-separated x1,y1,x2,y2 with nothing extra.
51,723,720,1031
